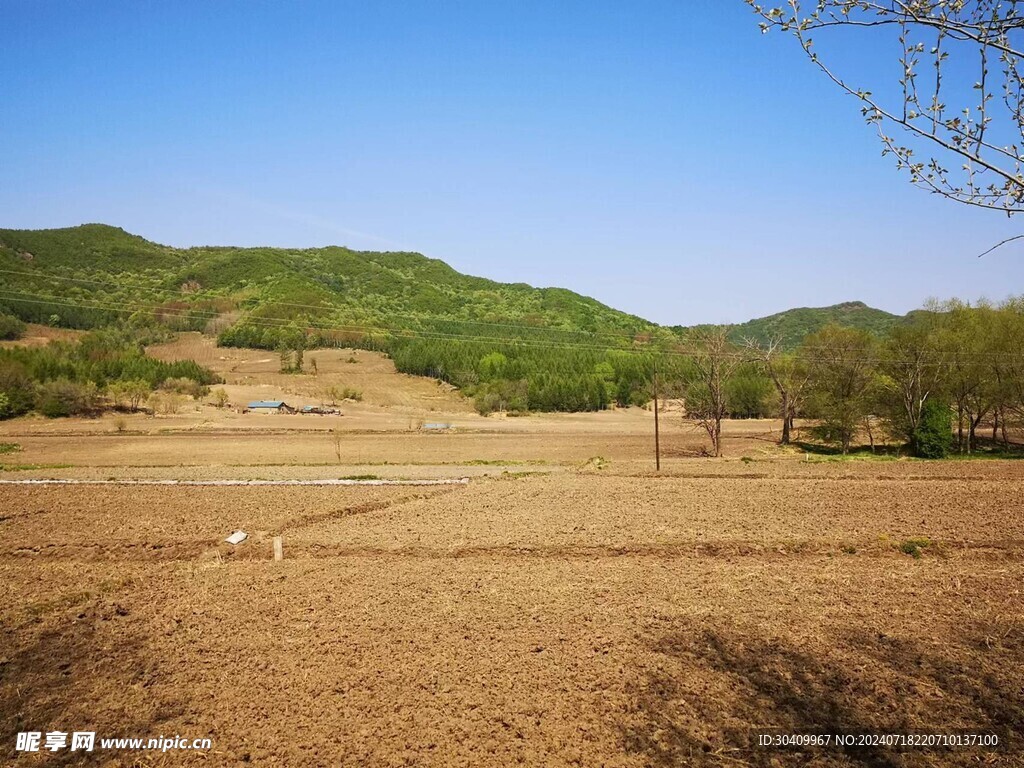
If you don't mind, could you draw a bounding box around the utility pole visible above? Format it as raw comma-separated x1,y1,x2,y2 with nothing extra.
653,364,661,471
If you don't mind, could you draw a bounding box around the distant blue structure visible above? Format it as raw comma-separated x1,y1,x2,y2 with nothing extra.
299,405,340,415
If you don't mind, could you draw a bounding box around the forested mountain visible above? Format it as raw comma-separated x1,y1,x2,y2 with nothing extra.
0,224,911,412
0,224,657,338
0,224,681,411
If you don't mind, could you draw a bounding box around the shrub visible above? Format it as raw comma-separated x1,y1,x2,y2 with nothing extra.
912,400,952,459
161,377,209,399
726,372,773,418
0,313,26,341
898,537,931,559
473,378,528,415
213,388,229,408
151,391,183,414
108,379,151,411
35,379,99,417
0,360,35,417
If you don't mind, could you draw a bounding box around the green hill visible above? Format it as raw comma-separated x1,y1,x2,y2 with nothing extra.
0,224,679,411
0,224,657,342
0,224,915,411
722,301,906,348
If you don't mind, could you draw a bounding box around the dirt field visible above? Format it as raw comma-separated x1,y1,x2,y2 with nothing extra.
1,336,1022,766
147,333,474,413
2,463,1022,767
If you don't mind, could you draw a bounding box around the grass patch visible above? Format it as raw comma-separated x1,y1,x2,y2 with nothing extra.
797,438,1024,462
223,459,551,468
25,590,95,618
339,474,381,481
0,463,74,472
23,577,131,618
0,442,21,454
897,537,932,559
795,441,904,461
465,459,549,466
804,452,902,463
944,449,1024,461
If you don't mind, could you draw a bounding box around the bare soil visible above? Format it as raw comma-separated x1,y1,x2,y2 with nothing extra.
147,333,473,413
2,468,1022,767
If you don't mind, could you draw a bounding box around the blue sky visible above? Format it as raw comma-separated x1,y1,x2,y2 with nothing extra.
2,1,1021,325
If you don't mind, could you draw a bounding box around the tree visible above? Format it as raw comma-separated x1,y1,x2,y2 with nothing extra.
325,386,341,406
744,336,810,444
124,379,150,412
278,343,293,373
803,325,878,454
473,378,529,415
914,399,953,458
684,329,741,457
876,318,946,447
988,298,1024,446
213,388,230,408
35,379,99,418
478,352,508,380
725,367,773,418
593,361,618,404
0,360,35,416
0,313,25,341
749,1,1024,230
934,300,992,452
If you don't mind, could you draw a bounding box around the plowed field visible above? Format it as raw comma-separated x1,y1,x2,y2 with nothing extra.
2,464,1021,766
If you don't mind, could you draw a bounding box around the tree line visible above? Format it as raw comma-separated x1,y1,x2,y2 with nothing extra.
0,329,220,419
691,299,1024,457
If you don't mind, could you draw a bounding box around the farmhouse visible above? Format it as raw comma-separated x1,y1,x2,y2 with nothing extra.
246,400,295,414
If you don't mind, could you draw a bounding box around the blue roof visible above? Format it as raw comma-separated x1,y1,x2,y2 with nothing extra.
248,400,287,408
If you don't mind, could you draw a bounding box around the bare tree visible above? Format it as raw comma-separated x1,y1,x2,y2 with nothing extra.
685,329,741,457
748,1,1024,245
743,336,810,444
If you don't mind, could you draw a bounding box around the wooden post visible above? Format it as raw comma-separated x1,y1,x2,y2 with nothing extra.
653,367,661,472
273,536,283,561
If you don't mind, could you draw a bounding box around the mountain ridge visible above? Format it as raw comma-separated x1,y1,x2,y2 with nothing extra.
0,224,908,348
